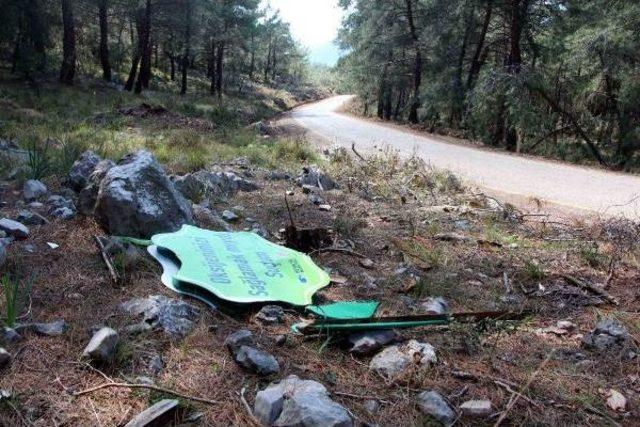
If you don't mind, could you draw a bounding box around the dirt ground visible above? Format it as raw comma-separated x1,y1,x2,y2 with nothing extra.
0,138,639,426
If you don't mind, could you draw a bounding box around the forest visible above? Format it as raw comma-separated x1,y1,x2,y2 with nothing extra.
336,0,640,170
0,0,307,96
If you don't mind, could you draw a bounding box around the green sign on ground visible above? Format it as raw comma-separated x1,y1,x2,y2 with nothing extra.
151,225,331,306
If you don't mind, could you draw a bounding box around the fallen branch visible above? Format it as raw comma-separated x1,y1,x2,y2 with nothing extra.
74,382,220,405
93,236,119,284
351,142,366,162
493,380,541,409
309,247,367,259
561,274,619,305
238,386,260,426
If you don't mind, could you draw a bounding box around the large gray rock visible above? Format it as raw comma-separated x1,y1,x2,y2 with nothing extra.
68,151,101,191
224,329,255,354
0,219,29,240
23,179,47,201
298,166,337,191
254,375,353,427
124,399,182,427
370,340,437,379
83,327,118,364
78,159,115,215
347,330,402,356
235,345,280,376
94,151,194,238
121,295,201,338
0,348,10,370
417,391,456,426
172,169,259,202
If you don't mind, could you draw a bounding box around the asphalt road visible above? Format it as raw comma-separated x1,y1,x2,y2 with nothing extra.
290,95,640,219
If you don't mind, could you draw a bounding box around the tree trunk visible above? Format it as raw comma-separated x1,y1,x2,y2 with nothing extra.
170,55,175,80
59,0,76,85
98,0,111,81
405,0,422,124
135,0,151,94
180,0,192,95
467,0,493,89
216,41,224,98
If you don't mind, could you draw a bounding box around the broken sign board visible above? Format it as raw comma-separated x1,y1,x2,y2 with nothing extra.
151,225,331,306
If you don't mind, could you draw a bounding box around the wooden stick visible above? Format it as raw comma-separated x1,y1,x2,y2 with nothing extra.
494,352,554,426
561,274,619,305
308,247,367,258
351,142,366,161
74,382,220,405
93,236,119,284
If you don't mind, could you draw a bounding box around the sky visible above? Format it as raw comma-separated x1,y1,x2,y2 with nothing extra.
261,0,345,66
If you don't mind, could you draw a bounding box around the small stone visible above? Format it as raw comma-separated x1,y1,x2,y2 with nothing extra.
433,232,469,242
224,329,255,355
0,218,29,239
148,354,164,375
16,210,48,226
417,391,456,426
309,194,324,205
1,327,22,344
83,327,118,364
605,389,627,412
459,399,492,417
359,258,375,269
556,320,575,332
51,206,75,220
254,375,352,427
22,179,47,201
418,297,450,315
234,345,280,376
31,320,68,336
582,318,634,359
348,330,402,356
255,305,285,325
0,348,11,370
318,204,332,211
363,399,380,415
124,399,182,427
222,209,239,222
274,335,287,346
370,340,437,378
28,202,44,209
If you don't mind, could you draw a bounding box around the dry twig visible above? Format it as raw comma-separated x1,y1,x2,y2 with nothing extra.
74,382,220,405
93,235,119,284
561,274,619,305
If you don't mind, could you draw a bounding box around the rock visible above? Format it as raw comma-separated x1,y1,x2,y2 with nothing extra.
78,159,115,215
1,327,21,344
274,335,287,346
16,210,48,226
0,348,10,370
309,194,324,205
0,218,29,240
234,345,280,376
68,151,101,191
22,179,47,201
444,173,463,192
172,169,259,202
121,295,202,338
556,320,576,332
267,170,291,181
255,305,285,325
249,120,274,136
582,318,635,359
318,204,332,212
224,329,255,354
359,258,375,269
124,399,182,427
83,327,118,364
31,320,68,337
148,354,164,375
46,195,76,211
433,232,469,242
298,166,337,191
459,400,492,417
254,375,353,427
417,391,456,426
221,209,239,222
94,151,194,238
347,330,402,356
370,340,437,378
418,297,450,315
51,206,75,220
363,399,380,416
604,389,627,412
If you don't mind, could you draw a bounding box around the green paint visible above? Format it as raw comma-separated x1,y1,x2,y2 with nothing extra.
306,301,380,320
151,225,330,305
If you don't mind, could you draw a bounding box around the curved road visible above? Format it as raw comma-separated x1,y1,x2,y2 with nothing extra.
290,95,640,219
